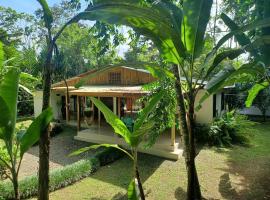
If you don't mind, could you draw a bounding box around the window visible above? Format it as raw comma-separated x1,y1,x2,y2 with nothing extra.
109,72,121,84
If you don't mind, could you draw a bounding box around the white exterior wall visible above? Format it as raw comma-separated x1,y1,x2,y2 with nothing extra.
33,90,62,119
33,91,43,118
50,92,62,119
215,92,222,116
195,89,213,124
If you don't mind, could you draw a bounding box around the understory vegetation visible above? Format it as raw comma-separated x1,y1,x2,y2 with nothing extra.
196,111,256,146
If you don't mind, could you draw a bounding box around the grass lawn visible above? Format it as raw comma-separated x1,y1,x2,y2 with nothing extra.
0,120,268,199
31,123,270,200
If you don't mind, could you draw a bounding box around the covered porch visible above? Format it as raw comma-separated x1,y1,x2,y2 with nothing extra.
53,85,183,160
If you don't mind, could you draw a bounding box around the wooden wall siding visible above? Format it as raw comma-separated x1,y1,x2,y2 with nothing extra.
85,67,156,86
52,67,156,88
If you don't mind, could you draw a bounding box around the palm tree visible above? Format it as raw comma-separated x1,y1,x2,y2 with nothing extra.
61,1,270,199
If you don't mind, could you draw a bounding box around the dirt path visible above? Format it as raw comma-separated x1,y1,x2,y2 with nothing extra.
19,126,96,179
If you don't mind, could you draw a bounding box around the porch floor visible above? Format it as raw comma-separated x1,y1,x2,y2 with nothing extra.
66,120,183,160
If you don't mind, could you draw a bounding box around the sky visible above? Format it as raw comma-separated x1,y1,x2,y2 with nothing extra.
0,0,62,14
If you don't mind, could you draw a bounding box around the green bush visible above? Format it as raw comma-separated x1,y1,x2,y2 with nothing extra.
195,111,256,146
0,157,99,199
0,147,124,199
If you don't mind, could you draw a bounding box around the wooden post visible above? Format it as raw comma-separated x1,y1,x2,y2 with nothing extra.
98,96,101,127
91,98,95,122
113,97,117,115
65,94,69,123
77,96,81,131
171,115,176,147
118,97,121,118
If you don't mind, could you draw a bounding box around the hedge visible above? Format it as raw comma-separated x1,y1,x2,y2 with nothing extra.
0,147,124,199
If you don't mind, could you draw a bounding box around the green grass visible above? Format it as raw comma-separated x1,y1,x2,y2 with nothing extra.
31,123,270,200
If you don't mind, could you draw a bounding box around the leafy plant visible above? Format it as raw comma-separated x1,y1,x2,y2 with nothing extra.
0,67,53,200
140,77,176,148
0,157,99,199
208,111,255,146
71,91,163,200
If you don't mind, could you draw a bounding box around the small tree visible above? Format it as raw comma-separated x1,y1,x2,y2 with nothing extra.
0,67,53,200
71,91,163,200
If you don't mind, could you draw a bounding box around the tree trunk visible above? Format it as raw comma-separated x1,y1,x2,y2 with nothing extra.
38,43,53,200
172,65,201,200
133,149,145,200
12,173,19,200
136,167,145,200
186,97,202,200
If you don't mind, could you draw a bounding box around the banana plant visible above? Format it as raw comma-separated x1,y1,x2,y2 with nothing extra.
58,0,270,199
214,12,270,108
0,67,53,200
70,91,164,200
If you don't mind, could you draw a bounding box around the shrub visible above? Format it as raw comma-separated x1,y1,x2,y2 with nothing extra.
0,157,99,199
195,111,256,146
0,147,124,199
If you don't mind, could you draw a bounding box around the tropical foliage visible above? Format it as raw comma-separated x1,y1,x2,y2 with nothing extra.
0,67,53,200
71,91,163,200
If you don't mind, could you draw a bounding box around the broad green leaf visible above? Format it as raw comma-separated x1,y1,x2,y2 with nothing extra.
215,17,270,51
0,96,12,140
245,82,270,107
128,179,138,200
89,97,132,144
132,120,155,138
0,67,20,142
69,144,134,160
37,0,53,29
221,13,252,46
197,61,265,110
205,61,265,94
67,0,186,64
20,72,38,81
182,0,213,59
204,48,245,79
20,107,53,156
133,90,164,132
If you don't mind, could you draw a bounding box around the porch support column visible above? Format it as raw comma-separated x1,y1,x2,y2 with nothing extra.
118,97,121,118
65,94,70,123
98,97,101,127
91,98,95,122
171,114,176,147
113,97,117,115
77,96,81,131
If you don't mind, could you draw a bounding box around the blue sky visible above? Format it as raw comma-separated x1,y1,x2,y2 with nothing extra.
0,0,62,14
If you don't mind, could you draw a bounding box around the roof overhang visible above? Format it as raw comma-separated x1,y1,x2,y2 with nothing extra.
52,85,148,97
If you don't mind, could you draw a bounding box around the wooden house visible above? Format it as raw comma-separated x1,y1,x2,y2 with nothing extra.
34,66,223,160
